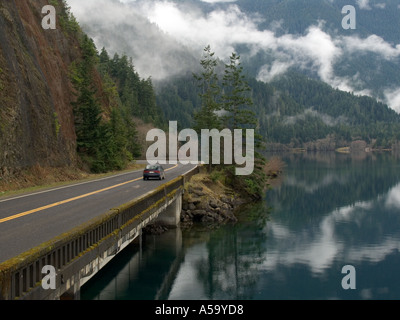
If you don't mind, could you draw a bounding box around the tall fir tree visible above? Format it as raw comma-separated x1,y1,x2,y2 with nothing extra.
193,45,222,132
222,52,256,130
193,45,224,172
222,52,267,199
71,35,103,164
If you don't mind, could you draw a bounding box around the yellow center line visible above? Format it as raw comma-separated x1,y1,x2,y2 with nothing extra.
0,164,178,225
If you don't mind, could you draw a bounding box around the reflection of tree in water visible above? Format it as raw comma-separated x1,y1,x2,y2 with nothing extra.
185,153,400,300
194,203,270,300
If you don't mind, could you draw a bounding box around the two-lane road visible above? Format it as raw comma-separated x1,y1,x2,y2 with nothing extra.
0,163,196,263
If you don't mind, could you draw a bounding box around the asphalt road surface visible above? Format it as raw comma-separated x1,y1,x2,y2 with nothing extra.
0,163,196,263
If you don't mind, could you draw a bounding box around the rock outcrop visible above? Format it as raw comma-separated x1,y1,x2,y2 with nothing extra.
180,171,247,227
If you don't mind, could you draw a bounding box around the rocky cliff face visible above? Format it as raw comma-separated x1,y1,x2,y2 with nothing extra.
0,0,80,177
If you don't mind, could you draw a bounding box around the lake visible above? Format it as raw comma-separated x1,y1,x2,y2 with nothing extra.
81,152,400,300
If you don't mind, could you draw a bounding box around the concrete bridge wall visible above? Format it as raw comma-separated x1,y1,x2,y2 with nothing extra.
0,166,199,300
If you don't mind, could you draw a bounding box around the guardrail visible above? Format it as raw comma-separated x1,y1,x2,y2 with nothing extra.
0,166,199,300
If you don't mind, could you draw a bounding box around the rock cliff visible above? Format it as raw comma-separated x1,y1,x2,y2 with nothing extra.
0,0,81,177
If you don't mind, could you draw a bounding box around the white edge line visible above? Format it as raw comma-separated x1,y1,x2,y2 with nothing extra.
0,163,188,204
0,168,145,204
182,165,199,176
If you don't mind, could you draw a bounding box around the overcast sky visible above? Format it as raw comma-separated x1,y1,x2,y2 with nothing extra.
67,0,400,112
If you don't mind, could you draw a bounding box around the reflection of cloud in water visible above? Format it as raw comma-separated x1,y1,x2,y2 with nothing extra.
169,181,400,298
262,220,341,275
263,192,400,275
284,173,348,193
345,238,400,263
385,183,400,209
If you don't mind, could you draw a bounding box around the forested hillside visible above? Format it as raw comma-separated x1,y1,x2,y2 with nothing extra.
147,0,400,110
0,0,165,181
61,3,166,173
156,69,400,150
272,78,400,149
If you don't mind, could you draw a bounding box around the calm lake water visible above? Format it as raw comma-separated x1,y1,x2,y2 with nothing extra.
81,152,400,300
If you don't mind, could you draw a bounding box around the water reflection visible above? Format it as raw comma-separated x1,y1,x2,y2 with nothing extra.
386,183,400,209
169,203,270,300
258,152,400,299
82,152,400,300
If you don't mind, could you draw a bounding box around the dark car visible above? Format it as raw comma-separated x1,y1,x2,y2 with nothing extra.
143,164,165,180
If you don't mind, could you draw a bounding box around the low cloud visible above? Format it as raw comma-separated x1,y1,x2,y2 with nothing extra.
343,34,400,59
282,108,348,127
258,61,293,82
357,0,372,10
67,0,400,111
356,0,387,10
67,0,199,81
384,88,400,113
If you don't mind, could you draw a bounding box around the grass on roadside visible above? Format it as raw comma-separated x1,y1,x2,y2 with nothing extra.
0,162,146,199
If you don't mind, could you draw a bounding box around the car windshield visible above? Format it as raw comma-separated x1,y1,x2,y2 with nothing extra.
146,165,158,170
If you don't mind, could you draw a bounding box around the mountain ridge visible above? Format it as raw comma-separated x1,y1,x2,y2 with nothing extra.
123,0,400,111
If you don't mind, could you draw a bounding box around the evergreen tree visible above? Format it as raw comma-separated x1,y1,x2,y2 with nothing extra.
222,52,255,130
71,35,103,165
97,48,149,162
106,107,132,169
192,49,268,199
72,38,144,172
193,45,224,172
193,45,223,132
104,52,165,128
139,77,163,126
221,52,267,199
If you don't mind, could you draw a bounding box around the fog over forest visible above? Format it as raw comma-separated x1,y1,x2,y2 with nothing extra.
67,0,400,112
